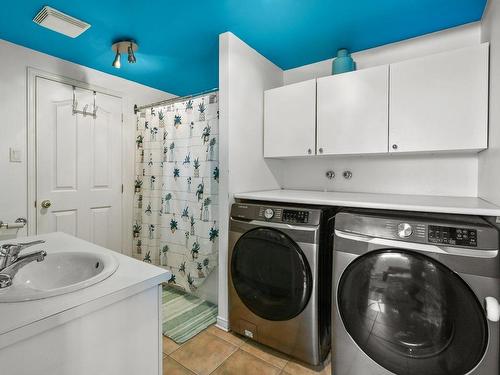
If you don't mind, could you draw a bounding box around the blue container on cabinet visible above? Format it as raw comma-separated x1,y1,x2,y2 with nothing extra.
332,48,356,75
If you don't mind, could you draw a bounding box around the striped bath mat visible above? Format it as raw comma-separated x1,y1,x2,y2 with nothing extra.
162,285,218,344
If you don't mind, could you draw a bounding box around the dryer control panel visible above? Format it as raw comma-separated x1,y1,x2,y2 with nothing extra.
282,209,310,224
428,225,477,247
230,203,322,226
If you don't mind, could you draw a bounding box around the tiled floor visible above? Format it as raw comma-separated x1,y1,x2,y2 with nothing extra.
163,325,331,375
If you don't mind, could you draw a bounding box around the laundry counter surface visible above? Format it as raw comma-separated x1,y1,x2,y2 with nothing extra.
234,189,500,216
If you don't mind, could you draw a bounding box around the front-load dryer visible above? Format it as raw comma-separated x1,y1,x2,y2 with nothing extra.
229,202,335,365
332,209,500,375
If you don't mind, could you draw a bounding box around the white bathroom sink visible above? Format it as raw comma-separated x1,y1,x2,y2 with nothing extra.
0,251,119,302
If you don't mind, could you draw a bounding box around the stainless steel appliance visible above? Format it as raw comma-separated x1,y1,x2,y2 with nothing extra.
229,202,335,365
332,209,500,375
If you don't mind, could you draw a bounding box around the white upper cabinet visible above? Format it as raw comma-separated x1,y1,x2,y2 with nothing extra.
263,44,489,158
389,43,489,153
317,65,389,155
264,79,316,158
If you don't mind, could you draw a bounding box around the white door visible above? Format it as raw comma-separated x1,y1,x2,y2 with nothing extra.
389,43,489,153
264,79,316,158
317,65,389,155
36,77,123,252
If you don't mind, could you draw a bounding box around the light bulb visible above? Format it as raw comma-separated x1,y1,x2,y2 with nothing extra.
112,51,121,68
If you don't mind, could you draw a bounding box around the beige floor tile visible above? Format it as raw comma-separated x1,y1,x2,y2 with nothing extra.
212,349,281,375
282,358,331,375
240,340,290,369
206,325,248,347
170,331,238,375
163,335,181,355
163,356,196,375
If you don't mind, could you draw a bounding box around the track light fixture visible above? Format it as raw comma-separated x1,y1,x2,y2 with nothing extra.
128,42,136,63
111,40,138,68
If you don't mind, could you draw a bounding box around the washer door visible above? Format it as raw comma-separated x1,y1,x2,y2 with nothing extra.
231,227,312,321
338,249,488,375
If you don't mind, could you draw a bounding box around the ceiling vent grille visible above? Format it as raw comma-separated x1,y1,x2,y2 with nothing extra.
33,6,91,38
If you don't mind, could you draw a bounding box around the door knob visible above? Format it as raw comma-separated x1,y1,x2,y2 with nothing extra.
41,200,52,209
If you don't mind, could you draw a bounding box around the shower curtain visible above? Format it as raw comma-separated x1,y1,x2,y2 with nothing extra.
133,92,219,292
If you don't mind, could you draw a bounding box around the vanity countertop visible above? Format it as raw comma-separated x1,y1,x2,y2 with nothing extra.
0,232,170,348
234,189,500,216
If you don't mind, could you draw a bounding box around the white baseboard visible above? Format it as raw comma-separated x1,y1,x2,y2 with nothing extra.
216,316,230,331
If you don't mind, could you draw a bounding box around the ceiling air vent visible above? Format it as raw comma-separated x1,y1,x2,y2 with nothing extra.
33,6,91,38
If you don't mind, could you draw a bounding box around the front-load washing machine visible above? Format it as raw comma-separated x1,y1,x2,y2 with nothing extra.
229,202,335,365
332,209,500,375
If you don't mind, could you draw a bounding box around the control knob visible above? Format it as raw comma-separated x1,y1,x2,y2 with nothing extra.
264,208,274,220
397,223,413,238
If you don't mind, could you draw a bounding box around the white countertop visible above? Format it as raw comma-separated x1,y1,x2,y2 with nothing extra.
0,233,170,348
234,189,500,216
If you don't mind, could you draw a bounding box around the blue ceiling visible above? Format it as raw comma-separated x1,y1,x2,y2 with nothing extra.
0,1,487,96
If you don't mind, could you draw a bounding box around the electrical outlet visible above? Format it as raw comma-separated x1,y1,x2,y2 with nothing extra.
9,148,22,163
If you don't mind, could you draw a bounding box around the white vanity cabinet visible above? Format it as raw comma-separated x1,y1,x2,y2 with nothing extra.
0,233,169,375
317,65,389,155
389,43,489,153
264,79,316,157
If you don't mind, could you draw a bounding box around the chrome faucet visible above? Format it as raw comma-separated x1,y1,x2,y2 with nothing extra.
0,240,47,288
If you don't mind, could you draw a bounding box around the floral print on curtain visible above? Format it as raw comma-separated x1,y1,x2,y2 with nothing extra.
133,92,219,292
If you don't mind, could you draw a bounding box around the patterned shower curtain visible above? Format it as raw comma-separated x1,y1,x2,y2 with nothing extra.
133,92,219,292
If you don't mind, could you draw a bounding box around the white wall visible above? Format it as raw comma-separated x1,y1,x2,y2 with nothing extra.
282,154,478,196
0,39,173,254
280,23,482,197
217,32,283,329
479,1,500,205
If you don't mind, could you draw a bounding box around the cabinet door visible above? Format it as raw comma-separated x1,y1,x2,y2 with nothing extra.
317,65,389,155
264,79,316,157
389,44,489,153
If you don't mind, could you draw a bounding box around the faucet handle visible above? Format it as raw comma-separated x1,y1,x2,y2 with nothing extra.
17,240,45,248
0,274,11,288
1,240,45,256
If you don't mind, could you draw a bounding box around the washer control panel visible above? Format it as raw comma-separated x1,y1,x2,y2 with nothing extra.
334,211,498,250
282,209,310,224
428,225,477,247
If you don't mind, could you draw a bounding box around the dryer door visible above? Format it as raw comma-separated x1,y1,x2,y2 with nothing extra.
231,227,312,321
337,249,488,375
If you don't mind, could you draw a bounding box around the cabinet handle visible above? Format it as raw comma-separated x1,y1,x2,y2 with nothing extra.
319,148,323,154
307,149,312,155
392,144,398,150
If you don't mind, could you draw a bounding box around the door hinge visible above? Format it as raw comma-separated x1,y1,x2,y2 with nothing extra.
34,200,37,208
121,184,124,194
121,113,124,123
